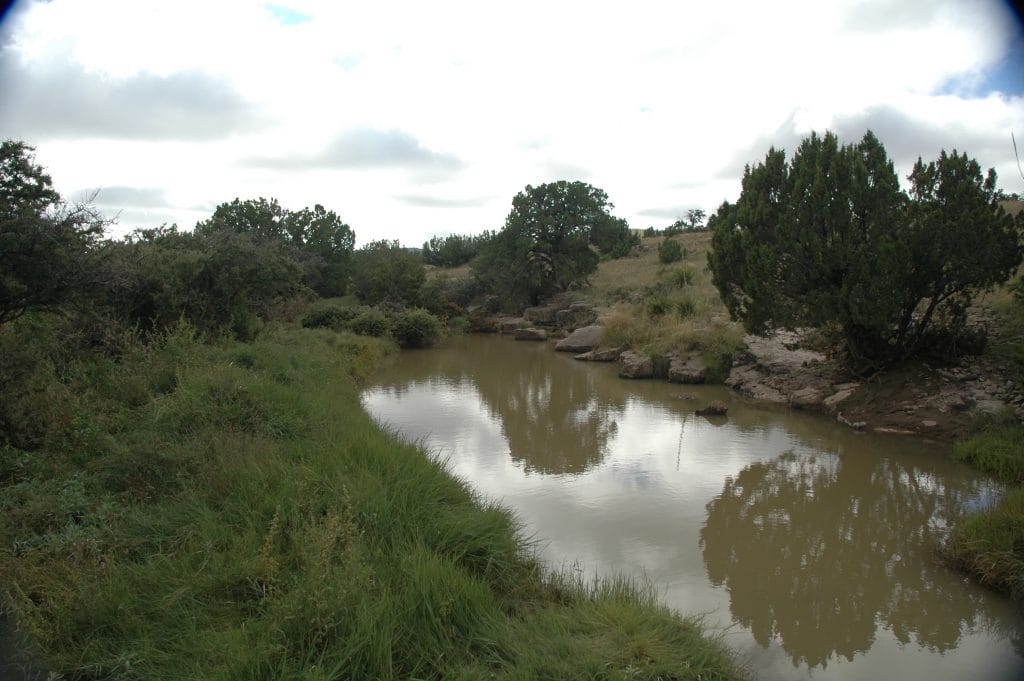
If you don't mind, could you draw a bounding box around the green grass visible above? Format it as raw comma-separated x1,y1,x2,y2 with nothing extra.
943,488,1024,600
953,419,1024,486
944,417,1024,600
0,318,742,680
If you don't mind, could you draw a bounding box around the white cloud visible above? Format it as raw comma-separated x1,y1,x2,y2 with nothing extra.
1,0,1021,244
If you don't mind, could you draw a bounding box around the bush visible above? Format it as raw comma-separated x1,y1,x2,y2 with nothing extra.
668,267,695,288
646,297,671,317
675,296,698,319
391,309,443,349
301,302,358,330
658,238,683,264
351,240,425,306
349,309,391,337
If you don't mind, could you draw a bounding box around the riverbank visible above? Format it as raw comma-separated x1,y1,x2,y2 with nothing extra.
451,230,1024,602
0,318,743,679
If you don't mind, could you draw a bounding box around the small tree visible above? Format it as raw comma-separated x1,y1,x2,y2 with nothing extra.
351,240,425,306
0,141,106,325
708,130,1022,368
472,181,633,309
196,198,355,297
658,238,683,264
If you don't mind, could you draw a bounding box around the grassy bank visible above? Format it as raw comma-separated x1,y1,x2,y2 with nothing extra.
0,317,742,680
944,418,1024,600
588,234,744,380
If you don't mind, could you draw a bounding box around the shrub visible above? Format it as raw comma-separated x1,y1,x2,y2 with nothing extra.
658,238,683,264
668,267,695,288
301,302,358,330
391,308,443,349
646,297,671,317
350,309,391,337
675,296,698,319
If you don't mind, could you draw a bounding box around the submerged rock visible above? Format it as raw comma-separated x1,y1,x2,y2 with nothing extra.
695,400,729,416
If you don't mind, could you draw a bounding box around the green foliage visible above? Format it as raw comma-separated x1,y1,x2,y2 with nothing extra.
658,238,683,264
422,231,494,267
0,325,742,679
669,266,696,288
0,141,106,325
1011,275,1024,304
349,308,391,337
953,418,1024,486
196,197,355,297
665,208,706,235
418,274,474,320
351,240,426,306
708,130,1023,369
646,296,671,317
472,181,634,310
390,308,443,349
98,226,305,336
675,295,698,318
301,300,359,330
944,487,1024,599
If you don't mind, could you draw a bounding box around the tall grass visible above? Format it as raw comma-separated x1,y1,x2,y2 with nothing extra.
0,318,742,679
586,233,744,382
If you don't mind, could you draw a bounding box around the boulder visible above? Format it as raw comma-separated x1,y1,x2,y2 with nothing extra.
556,325,604,353
514,327,547,341
619,350,654,379
555,304,598,329
823,385,858,412
725,365,788,403
695,400,729,416
575,347,622,362
789,387,826,410
668,356,707,384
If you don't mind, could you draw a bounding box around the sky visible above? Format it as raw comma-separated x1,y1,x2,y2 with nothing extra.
1,0,1023,247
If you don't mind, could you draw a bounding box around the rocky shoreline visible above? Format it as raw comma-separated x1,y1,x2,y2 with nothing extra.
485,301,1024,442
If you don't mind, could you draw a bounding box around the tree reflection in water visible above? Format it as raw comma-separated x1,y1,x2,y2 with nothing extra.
368,337,627,475
701,449,1001,669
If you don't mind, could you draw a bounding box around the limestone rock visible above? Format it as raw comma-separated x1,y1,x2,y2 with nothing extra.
556,325,604,353
823,386,858,412
498,318,526,333
514,327,547,341
790,387,826,410
668,356,707,384
574,347,622,362
555,304,598,330
619,350,654,379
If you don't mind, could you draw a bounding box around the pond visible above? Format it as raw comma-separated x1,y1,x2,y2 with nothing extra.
361,334,1024,680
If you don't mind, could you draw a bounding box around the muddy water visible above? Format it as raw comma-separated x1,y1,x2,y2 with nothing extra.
362,334,1024,680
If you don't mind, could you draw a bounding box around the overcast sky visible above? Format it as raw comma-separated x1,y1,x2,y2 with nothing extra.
1,0,1023,246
